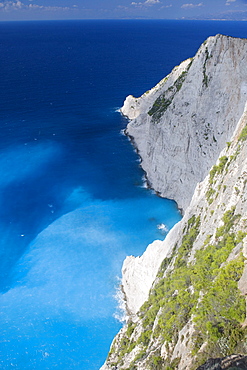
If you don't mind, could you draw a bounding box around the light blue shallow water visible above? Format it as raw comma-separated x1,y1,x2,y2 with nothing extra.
0,20,247,369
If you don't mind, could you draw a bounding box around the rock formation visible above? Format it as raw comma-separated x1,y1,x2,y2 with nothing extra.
101,34,247,370
122,34,247,212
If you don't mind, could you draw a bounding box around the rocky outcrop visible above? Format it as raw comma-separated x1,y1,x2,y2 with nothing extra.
121,225,182,318
101,35,247,370
122,34,247,212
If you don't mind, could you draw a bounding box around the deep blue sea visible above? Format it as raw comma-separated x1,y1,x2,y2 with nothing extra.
0,19,246,369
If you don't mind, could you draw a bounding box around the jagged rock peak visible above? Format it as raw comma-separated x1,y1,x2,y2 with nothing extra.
121,34,247,212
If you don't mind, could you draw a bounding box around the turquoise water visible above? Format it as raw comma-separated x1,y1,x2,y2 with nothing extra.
0,20,247,369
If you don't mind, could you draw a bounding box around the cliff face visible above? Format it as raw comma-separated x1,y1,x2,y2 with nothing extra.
122,34,247,212
101,35,247,370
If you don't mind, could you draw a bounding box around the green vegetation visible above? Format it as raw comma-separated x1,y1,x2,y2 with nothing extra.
209,156,228,184
133,349,147,362
206,187,216,204
137,330,152,347
148,355,163,369
108,206,246,370
230,145,241,164
156,252,174,278
148,60,193,121
148,354,181,370
110,321,138,360
115,207,246,370
148,94,173,121
126,321,137,338
175,215,201,267
139,215,201,345
238,124,247,142
193,256,245,355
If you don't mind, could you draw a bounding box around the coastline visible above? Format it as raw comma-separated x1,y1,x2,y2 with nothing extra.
102,33,247,370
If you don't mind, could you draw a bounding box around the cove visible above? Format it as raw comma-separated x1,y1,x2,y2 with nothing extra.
1,19,246,369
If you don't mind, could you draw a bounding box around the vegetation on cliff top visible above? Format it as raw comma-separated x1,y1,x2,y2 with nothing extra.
148,59,193,122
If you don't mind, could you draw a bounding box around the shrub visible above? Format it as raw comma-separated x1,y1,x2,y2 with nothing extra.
209,156,228,184
238,124,247,141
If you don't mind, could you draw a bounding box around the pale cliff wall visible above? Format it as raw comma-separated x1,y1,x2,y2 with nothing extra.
122,34,247,212
101,35,247,370
119,34,247,323
121,225,182,318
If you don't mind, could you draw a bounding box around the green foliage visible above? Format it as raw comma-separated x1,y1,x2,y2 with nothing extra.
116,321,138,358
230,145,241,163
137,330,152,347
148,354,181,370
175,215,201,267
148,95,172,121
126,321,136,338
215,206,239,238
109,207,246,369
193,255,246,357
133,349,147,362
236,230,247,243
149,355,163,369
168,357,181,370
206,187,216,204
238,124,247,141
125,366,137,370
148,61,193,121
209,156,229,184
190,208,246,363
157,255,173,278
174,70,187,91
203,73,208,88
218,156,229,172
145,208,244,365
138,215,201,343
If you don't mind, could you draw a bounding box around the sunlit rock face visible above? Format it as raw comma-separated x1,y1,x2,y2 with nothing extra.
119,34,247,320
102,35,247,370
121,227,181,318
122,34,247,212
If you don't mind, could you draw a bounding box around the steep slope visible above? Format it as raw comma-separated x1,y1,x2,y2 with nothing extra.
122,34,247,212
102,103,247,369
101,35,247,370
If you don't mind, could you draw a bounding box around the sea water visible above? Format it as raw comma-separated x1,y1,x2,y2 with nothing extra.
0,20,246,369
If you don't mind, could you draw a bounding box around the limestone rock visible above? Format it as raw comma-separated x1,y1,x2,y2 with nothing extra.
121,222,182,317
101,34,247,370
122,34,247,212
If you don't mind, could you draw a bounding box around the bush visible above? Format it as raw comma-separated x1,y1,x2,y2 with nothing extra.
238,124,247,141
209,156,228,184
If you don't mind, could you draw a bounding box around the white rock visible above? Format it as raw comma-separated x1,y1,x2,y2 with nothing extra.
121,222,182,317
101,34,247,370
123,34,247,212
120,34,247,318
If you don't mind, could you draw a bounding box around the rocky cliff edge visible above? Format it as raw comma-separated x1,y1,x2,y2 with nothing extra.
101,34,247,370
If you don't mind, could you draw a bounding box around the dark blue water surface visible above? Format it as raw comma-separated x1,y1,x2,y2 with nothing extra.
0,20,247,369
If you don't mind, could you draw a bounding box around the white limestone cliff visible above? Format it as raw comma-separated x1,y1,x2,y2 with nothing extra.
121,223,182,318
101,35,247,370
122,34,247,212
118,34,247,322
